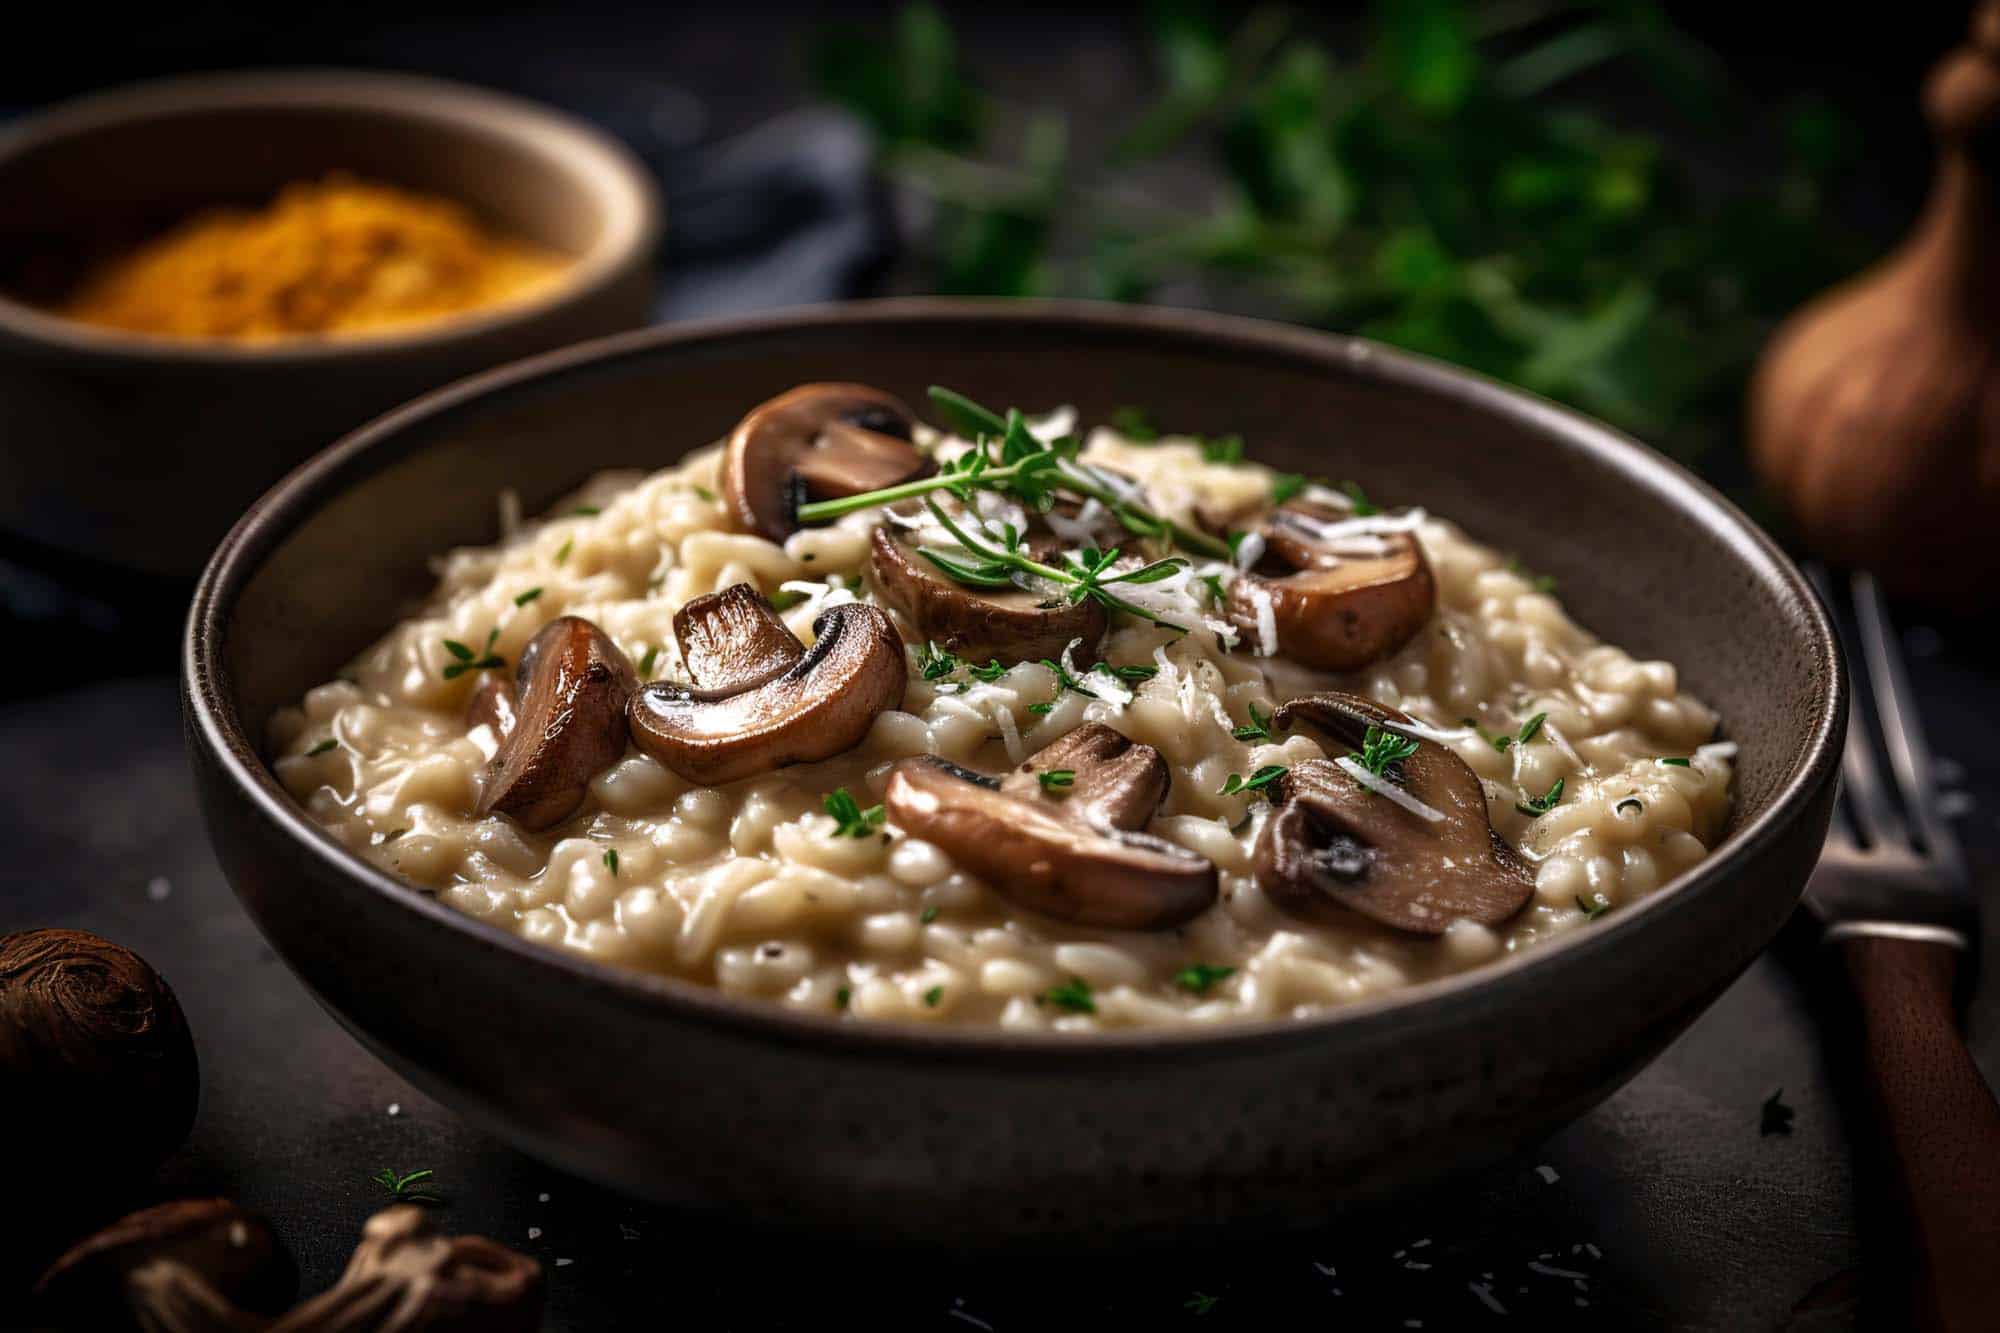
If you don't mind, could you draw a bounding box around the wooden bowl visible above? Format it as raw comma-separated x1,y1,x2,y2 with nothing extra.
183,300,1843,1242
0,70,660,578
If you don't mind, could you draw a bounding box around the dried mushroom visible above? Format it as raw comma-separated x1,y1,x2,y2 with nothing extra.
722,382,931,541
0,929,199,1198
1254,692,1534,934
629,591,906,785
473,616,637,831
33,1198,294,1332
884,723,1216,929
263,1206,542,1332
868,525,1106,664
1228,501,1435,670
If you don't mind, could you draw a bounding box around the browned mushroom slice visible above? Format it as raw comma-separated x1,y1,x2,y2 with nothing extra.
868,526,1107,664
1253,692,1533,934
475,617,638,831
886,724,1215,930
1227,501,1435,671
722,382,933,541
674,583,806,698
629,601,906,785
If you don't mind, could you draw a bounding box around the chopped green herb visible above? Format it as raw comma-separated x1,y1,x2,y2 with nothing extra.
603,849,619,876
513,587,544,608
569,505,601,517
372,1167,440,1205
1659,756,1692,767
968,659,1008,682
1516,777,1566,817
1576,892,1612,920
769,588,810,612
1186,1292,1220,1316
923,985,944,1008
1615,797,1644,816
1508,557,1557,593
1174,963,1235,995
441,628,506,681
306,738,337,757
1761,1088,1795,1136
1040,977,1096,1013
1270,472,1307,505
1041,656,1101,699
1515,712,1547,745
919,905,939,924
1092,661,1159,685
918,640,962,681
637,646,660,678
1037,768,1076,792
835,986,851,1010
1341,481,1379,516
1028,701,1055,716
554,537,573,566
1355,725,1419,779
1199,573,1226,605
691,485,717,502
1198,433,1244,465
823,787,887,838
1231,702,1273,743
1109,405,1159,441
1220,764,1287,797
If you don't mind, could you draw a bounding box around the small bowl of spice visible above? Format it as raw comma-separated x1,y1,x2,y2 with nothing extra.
0,70,661,578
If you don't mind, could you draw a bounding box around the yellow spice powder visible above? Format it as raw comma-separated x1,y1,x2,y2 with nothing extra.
57,174,568,340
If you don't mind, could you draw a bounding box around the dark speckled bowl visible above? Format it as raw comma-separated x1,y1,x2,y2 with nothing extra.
182,300,1843,1242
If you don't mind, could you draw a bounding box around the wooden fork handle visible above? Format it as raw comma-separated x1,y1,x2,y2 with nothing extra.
1841,935,2000,1332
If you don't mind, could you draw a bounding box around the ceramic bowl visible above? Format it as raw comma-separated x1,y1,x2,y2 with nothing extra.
0,69,661,578
183,300,1843,1243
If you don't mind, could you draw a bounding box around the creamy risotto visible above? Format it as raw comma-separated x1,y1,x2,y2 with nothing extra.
272,384,1733,1030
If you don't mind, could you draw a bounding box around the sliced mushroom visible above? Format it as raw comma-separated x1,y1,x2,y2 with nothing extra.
474,616,637,831
1227,501,1435,671
722,382,933,541
674,583,806,697
1254,692,1533,934
884,723,1216,930
629,598,906,785
868,525,1107,664
265,1206,542,1332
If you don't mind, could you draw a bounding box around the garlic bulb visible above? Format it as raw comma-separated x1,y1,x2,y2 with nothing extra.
1750,2,2000,607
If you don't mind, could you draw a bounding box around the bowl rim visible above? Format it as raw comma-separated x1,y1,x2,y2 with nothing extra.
0,68,661,364
183,297,1845,1065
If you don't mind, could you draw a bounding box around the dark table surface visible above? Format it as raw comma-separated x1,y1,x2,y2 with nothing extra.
7,7,2000,1329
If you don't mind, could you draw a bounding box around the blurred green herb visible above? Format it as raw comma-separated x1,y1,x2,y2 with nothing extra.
373,1167,440,1205
815,1,1869,472
824,787,887,837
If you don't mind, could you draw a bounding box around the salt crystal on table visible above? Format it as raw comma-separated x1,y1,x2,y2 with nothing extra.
386,1103,400,1117
556,1258,573,1268
1535,1163,1560,1183
527,1227,541,1240
539,1192,550,1202
147,877,172,901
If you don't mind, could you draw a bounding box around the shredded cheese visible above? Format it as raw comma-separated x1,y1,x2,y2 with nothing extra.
1336,757,1447,822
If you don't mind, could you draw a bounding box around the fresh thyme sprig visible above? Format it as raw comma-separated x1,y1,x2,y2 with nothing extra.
1355,725,1420,778
1174,963,1235,994
441,628,505,681
823,787,887,838
1220,764,1287,797
918,496,1193,631
795,387,1233,560
1231,701,1274,742
1517,778,1566,817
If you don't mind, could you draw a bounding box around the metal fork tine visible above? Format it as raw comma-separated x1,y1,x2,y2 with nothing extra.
1806,564,1905,848
1852,571,1961,867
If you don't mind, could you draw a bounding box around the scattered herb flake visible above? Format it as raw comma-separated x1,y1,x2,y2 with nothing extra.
1220,764,1288,797
554,537,573,566
1576,892,1612,919
1109,405,1159,441
603,849,619,876
306,739,337,757
1232,702,1274,743
1037,768,1077,792
1093,661,1159,684
1199,573,1226,605
1516,777,1566,817
823,787,887,838
1198,433,1244,465
513,587,543,608
1341,481,1379,516
1270,472,1307,505
1515,712,1547,745
691,485,717,502
373,1167,440,1205
769,588,809,611
637,646,660,678
918,640,962,681
1659,756,1692,767
969,659,1008,682
1508,557,1557,592
1355,725,1420,779
1174,963,1235,995
1028,701,1055,715
1186,1292,1220,1315
923,985,944,1008
569,505,601,517
1040,977,1096,1013
440,628,506,681
919,905,939,924
835,986,851,1010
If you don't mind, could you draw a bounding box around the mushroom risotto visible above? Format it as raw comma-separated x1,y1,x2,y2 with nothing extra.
272,383,1734,1030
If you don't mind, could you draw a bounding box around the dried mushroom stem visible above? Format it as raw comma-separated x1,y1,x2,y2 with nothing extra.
1256,692,1534,934
474,616,638,831
629,594,907,785
32,1198,294,1332
267,1206,543,1332
885,723,1216,930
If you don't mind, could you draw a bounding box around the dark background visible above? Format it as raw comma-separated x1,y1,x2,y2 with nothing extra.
5,4,1998,1330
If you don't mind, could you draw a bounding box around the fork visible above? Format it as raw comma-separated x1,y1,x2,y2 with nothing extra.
1805,566,2000,1332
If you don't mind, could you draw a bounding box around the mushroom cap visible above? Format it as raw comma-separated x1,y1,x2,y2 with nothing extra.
674,583,807,698
884,725,1216,930
629,602,907,786
722,382,932,541
868,525,1107,665
1227,502,1436,671
1255,692,1534,934
34,1198,296,1327
475,616,638,831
